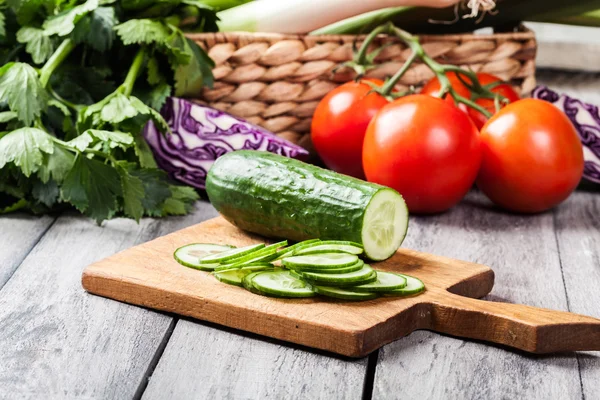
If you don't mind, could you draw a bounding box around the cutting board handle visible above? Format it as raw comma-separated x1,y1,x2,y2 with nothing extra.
428,292,600,353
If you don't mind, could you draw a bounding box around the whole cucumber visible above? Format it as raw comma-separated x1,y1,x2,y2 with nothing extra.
206,151,408,260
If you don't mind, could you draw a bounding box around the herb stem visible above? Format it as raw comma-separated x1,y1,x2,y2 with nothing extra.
39,39,76,88
121,48,147,97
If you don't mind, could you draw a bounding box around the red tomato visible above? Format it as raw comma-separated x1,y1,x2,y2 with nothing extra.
311,79,389,179
477,99,584,213
421,72,520,130
363,95,481,214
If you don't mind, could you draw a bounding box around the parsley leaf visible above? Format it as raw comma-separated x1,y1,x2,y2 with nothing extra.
162,185,198,215
174,37,214,96
114,19,170,46
130,167,171,216
0,111,17,123
116,161,145,221
146,55,163,85
72,6,117,51
32,178,59,207
43,0,99,37
0,127,54,177
0,10,6,38
61,153,122,223
0,63,49,125
16,27,55,64
137,81,171,110
38,142,75,183
67,129,134,151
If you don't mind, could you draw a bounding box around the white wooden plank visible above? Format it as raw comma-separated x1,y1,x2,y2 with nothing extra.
553,191,600,399
142,320,368,400
0,214,55,289
372,191,582,400
0,203,219,399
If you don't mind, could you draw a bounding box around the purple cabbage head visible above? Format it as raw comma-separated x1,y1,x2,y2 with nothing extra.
532,86,600,184
144,97,309,189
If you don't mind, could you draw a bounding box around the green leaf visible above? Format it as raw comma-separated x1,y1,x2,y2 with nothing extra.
16,27,55,64
7,0,43,25
0,197,27,214
0,111,17,123
133,135,157,168
32,178,59,207
137,81,171,111
146,56,163,85
174,38,214,96
67,129,134,151
61,154,122,223
161,185,198,216
116,161,145,221
129,167,170,216
114,19,170,46
48,99,71,116
0,127,54,177
0,10,6,38
43,0,99,37
100,92,141,124
0,63,48,125
72,6,117,51
38,142,75,183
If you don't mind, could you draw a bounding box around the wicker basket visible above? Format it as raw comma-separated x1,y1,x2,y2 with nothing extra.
187,26,537,151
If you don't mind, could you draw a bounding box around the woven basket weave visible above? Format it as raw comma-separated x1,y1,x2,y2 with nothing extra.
187,26,537,150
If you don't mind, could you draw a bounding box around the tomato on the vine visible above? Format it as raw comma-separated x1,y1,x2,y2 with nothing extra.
477,99,584,213
421,72,520,130
311,79,389,179
363,94,481,214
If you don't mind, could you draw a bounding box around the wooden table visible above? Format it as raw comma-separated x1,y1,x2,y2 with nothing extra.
1,71,599,400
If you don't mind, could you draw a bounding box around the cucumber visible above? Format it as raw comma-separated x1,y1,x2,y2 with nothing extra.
384,275,425,296
293,240,363,256
250,270,316,298
311,286,379,301
351,271,407,292
206,151,408,261
198,243,265,265
215,240,287,269
298,265,377,286
288,259,365,274
174,243,235,270
242,271,265,295
213,265,274,287
274,239,320,260
282,253,359,269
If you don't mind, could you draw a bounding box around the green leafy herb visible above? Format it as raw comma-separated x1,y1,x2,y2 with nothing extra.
0,0,216,223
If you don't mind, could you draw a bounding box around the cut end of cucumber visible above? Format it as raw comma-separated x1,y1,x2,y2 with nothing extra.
361,189,409,261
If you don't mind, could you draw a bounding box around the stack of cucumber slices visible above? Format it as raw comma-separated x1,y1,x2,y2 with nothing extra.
174,240,425,301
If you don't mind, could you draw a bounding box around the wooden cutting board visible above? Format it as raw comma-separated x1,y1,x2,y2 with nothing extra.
82,217,600,357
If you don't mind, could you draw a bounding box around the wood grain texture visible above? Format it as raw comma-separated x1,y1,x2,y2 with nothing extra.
0,204,218,399
554,192,600,399
373,191,586,400
142,320,368,400
0,214,55,290
83,213,600,358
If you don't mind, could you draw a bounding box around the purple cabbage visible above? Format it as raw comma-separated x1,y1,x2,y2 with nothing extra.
144,97,309,189
532,86,600,184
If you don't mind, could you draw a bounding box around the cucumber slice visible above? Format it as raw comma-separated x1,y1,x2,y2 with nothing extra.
174,243,235,269
215,241,287,269
198,243,265,265
289,259,365,274
274,239,320,260
299,265,376,286
361,189,409,261
282,253,358,269
311,286,379,301
351,271,408,292
293,240,364,256
242,271,265,295
384,275,425,296
213,265,274,287
250,270,316,298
